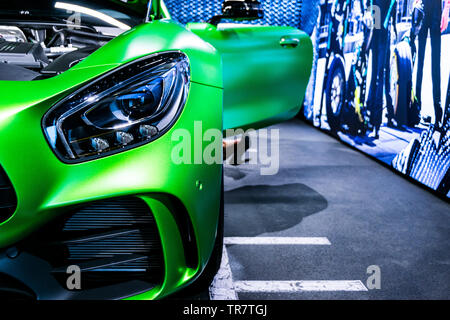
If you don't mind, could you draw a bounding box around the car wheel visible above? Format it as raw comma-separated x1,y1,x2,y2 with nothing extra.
390,41,413,127
326,61,346,133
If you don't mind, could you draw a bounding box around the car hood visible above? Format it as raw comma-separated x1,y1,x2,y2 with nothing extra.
0,21,222,120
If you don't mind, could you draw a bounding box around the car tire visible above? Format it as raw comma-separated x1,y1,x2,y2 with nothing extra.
390,41,413,127
326,60,346,133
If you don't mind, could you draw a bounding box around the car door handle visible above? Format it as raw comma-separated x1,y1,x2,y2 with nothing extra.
280,37,300,48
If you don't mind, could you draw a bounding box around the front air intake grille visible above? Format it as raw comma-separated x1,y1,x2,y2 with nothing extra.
0,166,17,224
23,198,164,290
62,199,155,231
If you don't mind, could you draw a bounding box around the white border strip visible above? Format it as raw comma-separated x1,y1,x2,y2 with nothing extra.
224,237,331,245
209,246,238,300
234,280,368,293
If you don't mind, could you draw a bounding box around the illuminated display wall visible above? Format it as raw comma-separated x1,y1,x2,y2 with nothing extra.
166,0,449,198
302,0,449,197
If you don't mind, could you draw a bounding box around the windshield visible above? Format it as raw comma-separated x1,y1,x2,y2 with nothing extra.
0,0,149,30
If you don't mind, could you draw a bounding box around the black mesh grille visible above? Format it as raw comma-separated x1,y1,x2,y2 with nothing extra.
0,166,17,224
23,198,164,289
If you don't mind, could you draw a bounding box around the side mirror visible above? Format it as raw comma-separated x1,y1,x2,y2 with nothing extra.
209,0,264,25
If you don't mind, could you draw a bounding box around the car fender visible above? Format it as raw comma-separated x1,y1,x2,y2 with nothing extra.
73,20,223,89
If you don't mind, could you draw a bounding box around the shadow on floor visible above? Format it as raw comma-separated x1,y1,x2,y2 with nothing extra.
224,166,247,180
224,183,328,237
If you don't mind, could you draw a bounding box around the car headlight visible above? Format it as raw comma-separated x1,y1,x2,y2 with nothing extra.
43,51,190,163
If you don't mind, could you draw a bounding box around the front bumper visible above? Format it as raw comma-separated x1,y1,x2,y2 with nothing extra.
0,75,223,299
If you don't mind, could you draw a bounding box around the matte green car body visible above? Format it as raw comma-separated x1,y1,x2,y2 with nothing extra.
187,22,313,131
0,0,312,299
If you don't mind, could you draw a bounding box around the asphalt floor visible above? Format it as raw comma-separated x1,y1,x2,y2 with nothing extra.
183,119,449,300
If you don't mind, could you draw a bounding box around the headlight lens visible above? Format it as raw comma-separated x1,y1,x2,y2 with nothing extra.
43,51,190,163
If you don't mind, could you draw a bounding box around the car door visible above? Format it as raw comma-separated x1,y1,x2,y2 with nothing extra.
188,22,313,131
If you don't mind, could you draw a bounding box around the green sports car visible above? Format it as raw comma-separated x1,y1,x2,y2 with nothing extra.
0,0,312,299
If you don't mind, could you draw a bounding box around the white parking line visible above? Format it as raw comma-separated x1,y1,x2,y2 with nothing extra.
234,280,368,293
224,237,331,245
209,237,366,299
209,246,238,300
